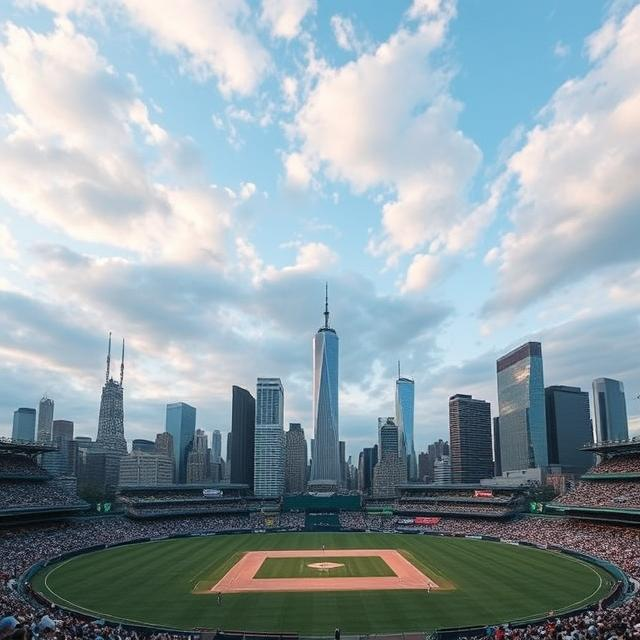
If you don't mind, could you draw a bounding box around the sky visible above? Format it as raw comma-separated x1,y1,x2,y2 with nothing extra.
0,0,639,461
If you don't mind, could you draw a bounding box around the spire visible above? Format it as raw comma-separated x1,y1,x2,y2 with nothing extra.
119,338,125,386
324,282,330,329
105,331,112,383
398,360,401,379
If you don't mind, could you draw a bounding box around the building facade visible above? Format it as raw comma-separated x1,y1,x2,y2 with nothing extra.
372,418,406,497
395,373,416,481
496,341,548,472
37,396,54,441
230,385,256,489
592,378,629,442
118,451,173,486
211,429,222,463
12,408,36,441
254,378,285,497
165,402,196,483
310,287,340,486
132,439,155,454
449,394,493,483
96,334,128,455
285,423,307,494
186,428,209,483
53,420,74,441
433,456,452,484
545,385,594,475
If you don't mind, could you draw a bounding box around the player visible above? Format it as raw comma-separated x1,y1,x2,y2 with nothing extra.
217,591,222,606
322,544,325,554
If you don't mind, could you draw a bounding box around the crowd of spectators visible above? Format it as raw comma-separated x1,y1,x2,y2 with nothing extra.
0,456,49,480
553,481,640,509
394,502,514,515
0,482,85,511
587,454,640,475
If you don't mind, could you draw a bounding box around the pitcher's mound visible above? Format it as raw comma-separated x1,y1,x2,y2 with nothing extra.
307,562,344,570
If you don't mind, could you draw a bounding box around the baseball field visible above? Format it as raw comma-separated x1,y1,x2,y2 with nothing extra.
31,532,616,634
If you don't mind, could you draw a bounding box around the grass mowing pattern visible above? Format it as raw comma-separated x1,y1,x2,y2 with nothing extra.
254,555,396,578
31,532,616,635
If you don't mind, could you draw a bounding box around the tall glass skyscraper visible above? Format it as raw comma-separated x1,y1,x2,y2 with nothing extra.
230,385,255,489
395,370,415,481
496,341,547,471
96,334,127,455
592,378,629,442
37,396,54,441
12,408,36,441
165,402,196,483
254,377,285,497
310,286,340,485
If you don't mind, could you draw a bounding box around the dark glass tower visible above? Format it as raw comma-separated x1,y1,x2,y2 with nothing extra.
230,385,256,489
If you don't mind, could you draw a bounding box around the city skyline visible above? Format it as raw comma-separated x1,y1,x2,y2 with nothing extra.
0,1,639,460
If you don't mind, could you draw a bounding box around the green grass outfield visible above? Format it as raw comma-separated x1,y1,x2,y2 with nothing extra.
31,532,616,635
254,555,396,578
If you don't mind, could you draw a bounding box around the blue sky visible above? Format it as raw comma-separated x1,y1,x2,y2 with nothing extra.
0,0,639,460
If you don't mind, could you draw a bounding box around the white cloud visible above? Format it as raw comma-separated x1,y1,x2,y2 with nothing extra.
553,40,570,58
286,4,481,267
21,0,270,96
260,0,315,40
484,4,640,316
330,15,366,54
0,222,18,260
0,19,231,263
401,253,441,293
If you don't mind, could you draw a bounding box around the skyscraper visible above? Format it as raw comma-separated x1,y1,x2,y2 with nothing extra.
132,439,155,454
310,285,340,486
254,378,285,497
395,366,416,481
165,402,196,483
154,431,174,482
285,423,307,494
96,333,127,455
37,396,54,441
545,385,594,474
433,456,451,484
211,429,222,463
187,428,209,483
592,378,629,442
493,418,502,477
53,420,74,441
12,408,36,441
496,341,547,472
448,394,493,483
230,385,256,489
372,417,406,497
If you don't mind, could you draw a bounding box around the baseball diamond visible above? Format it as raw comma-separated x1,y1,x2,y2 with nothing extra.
30,531,617,635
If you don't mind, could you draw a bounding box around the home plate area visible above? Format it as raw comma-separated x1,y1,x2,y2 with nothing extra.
210,549,439,593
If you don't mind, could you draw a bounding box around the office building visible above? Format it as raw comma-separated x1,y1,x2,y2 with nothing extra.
154,431,174,464
449,394,493,483
165,402,196,483
96,334,128,455
211,429,222,463
396,367,416,481
496,341,547,472
285,423,307,494
37,396,54,441
493,418,502,477
230,385,256,488
372,418,406,497
310,286,340,486
119,451,173,486
592,378,629,442
254,378,285,497
358,445,378,493
186,429,209,483
545,386,594,474
418,451,430,482
12,408,36,441
132,439,155,454
433,456,451,484
53,420,74,441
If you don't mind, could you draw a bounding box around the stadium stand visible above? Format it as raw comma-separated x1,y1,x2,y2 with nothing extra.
0,441,88,524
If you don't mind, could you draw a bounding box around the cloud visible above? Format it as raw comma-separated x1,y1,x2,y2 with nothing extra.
330,15,368,54
553,40,570,58
483,4,640,317
401,253,441,293
0,18,232,263
18,0,270,97
260,0,315,40
0,223,18,260
286,3,481,268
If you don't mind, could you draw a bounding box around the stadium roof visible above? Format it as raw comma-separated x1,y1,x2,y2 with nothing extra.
396,483,525,491
118,483,249,491
580,439,640,454
0,437,57,454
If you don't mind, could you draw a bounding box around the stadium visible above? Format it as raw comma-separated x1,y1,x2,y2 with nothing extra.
2,438,640,640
